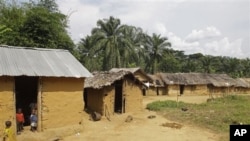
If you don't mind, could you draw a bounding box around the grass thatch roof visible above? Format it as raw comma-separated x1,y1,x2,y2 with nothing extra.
84,71,133,89
110,67,153,83
234,78,250,88
158,73,208,85
206,74,237,87
158,73,238,87
147,74,165,87
110,67,141,73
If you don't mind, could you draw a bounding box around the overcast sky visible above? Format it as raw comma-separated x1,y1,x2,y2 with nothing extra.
58,0,250,59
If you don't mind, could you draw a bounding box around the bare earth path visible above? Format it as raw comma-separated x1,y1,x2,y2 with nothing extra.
17,95,220,141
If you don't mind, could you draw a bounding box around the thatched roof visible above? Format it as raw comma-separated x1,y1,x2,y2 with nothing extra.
206,73,237,87
110,67,153,82
110,67,141,73
158,73,238,87
234,78,250,88
147,74,165,87
84,71,133,89
158,73,208,85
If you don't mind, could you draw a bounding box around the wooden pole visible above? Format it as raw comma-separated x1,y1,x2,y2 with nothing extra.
13,77,17,136
37,77,42,132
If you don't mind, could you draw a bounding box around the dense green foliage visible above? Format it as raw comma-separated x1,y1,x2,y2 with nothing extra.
0,0,249,77
147,95,250,137
0,0,75,52
78,16,250,77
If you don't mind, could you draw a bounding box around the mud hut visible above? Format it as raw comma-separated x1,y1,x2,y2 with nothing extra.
159,73,209,96
146,74,167,96
84,71,144,118
109,67,153,96
0,46,92,132
234,78,250,94
206,73,236,96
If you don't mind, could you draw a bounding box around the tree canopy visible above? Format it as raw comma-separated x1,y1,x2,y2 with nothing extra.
0,0,74,52
0,0,249,78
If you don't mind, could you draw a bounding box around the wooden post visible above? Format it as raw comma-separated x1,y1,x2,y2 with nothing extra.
176,84,179,107
37,78,42,132
176,94,179,107
13,77,17,136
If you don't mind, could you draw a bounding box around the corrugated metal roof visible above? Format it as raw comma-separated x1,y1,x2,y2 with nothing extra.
0,46,93,78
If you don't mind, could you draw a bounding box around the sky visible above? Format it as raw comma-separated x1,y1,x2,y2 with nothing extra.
58,0,250,59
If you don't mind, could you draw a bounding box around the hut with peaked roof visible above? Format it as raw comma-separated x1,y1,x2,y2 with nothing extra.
110,67,153,83
158,73,209,96
146,74,167,96
84,71,144,118
158,73,238,96
109,67,153,96
0,46,92,133
232,78,250,94
206,73,236,96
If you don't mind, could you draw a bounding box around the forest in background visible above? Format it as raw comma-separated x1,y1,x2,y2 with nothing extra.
0,0,249,78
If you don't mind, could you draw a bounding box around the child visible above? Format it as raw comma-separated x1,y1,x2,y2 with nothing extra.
16,108,25,134
2,121,16,141
30,109,38,132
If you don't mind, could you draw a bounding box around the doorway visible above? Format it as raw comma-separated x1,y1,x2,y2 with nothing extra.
180,85,185,95
83,89,88,110
114,80,123,113
15,76,38,126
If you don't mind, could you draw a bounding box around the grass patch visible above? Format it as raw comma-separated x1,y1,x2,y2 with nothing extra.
146,95,250,140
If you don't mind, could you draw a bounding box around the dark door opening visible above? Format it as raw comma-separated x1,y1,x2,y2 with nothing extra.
83,89,88,110
180,85,184,95
157,88,159,96
142,88,146,96
114,80,123,113
15,76,38,126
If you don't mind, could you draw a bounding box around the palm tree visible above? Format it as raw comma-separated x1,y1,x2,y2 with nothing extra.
201,55,216,73
119,25,148,68
242,58,250,77
90,16,136,70
144,33,171,74
77,35,102,71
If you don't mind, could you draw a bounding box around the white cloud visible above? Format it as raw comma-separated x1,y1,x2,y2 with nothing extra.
165,28,246,58
167,32,202,54
59,0,101,41
204,38,244,58
185,26,221,42
154,22,167,35
57,0,249,59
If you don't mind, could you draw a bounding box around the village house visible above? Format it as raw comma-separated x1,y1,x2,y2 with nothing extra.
146,74,167,96
234,78,250,94
109,67,153,96
205,73,239,97
0,46,92,132
158,73,209,96
84,71,144,119
157,73,240,96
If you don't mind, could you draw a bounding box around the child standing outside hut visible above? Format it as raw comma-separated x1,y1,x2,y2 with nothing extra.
30,109,38,132
2,121,16,141
16,108,25,134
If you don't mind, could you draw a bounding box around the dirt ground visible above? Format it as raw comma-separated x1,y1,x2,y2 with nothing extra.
16,95,221,141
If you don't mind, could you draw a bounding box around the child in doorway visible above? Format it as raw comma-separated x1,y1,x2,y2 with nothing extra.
16,108,25,134
30,109,38,132
2,121,17,141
